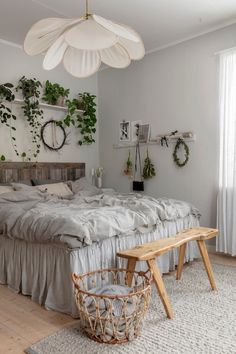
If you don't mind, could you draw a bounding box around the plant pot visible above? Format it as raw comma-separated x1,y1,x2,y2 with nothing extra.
22,88,36,100
57,96,65,107
77,99,85,110
96,177,102,189
23,96,36,104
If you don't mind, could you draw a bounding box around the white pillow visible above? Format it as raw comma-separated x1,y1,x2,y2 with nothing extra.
70,177,101,196
0,186,14,194
37,182,73,198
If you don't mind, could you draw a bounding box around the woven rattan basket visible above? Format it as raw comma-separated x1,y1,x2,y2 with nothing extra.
72,268,151,344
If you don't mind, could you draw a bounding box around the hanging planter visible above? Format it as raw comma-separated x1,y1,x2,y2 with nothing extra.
16,76,44,160
143,149,156,180
124,150,133,177
0,83,17,161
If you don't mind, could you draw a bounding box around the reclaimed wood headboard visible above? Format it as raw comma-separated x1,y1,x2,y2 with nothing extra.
0,162,85,183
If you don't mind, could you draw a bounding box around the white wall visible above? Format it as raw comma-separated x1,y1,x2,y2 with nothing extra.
0,41,99,176
98,24,236,228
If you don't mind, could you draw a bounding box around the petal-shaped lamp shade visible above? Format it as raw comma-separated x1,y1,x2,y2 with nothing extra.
24,12,145,78
118,26,145,60
100,44,130,68
24,17,82,56
93,14,140,43
65,19,117,51
63,47,101,78
43,35,68,70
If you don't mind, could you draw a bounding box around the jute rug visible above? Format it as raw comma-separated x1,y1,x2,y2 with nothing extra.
25,262,236,354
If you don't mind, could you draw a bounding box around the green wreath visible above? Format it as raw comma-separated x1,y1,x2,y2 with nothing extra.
173,138,189,167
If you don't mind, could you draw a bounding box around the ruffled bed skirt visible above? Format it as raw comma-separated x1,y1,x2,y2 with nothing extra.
0,215,199,317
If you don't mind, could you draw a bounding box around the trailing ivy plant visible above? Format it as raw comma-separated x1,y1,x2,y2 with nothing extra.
16,76,42,99
62,98,80,127
16,76,43,160
59,92,97,145
77,92,97,145
0,83,17,160
42,80,70,105
0,83,15,102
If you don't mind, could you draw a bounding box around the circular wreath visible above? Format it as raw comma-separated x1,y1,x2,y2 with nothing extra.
173,138,189,167
41,120,67,151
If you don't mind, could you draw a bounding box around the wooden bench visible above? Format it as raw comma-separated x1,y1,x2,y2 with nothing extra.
117,227,219,320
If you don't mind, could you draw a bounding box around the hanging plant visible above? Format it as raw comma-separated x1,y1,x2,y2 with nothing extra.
143,149,156,179
60,98,80,127
160,130,178,147
0,83,17,161
77,92,97,145
16,76,43,160
173,138,189,167
16,76,42,99
59,92,97,145
124,150,133,177
0,82,15,102
42,80,70,106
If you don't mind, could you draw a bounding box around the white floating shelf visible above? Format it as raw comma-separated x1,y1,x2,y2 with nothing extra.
113,134,196,149
13,99,84,114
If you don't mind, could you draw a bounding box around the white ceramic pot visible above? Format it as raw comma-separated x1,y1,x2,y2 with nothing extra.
57,96,65,107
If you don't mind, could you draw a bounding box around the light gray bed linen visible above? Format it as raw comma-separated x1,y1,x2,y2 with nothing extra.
0,215,199,317
0,191,200,248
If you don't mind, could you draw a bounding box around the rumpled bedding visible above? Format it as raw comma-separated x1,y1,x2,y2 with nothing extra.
0,190,200,249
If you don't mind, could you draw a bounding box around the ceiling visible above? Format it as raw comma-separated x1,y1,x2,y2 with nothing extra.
1,0,236,52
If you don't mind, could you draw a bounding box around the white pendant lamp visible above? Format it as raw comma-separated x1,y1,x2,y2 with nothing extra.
24,0,145,78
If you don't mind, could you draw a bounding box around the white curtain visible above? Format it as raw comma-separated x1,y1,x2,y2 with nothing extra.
217,49,236,256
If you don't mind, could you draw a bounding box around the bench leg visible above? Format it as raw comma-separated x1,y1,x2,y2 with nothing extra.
197,240,217,291
126,258,137,287
147,258,174,319
176,243,186,280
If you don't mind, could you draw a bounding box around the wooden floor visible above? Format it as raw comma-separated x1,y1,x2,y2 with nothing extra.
0,253,235,354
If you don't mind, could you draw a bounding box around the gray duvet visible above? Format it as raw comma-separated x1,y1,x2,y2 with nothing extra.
0,191,200,249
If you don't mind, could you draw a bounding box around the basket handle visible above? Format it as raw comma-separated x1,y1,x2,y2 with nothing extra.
71,272,80,288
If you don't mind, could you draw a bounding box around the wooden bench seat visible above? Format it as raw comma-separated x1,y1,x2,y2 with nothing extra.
117,227,219,319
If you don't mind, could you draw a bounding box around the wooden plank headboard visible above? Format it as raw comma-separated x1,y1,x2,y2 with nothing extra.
0,162,85,183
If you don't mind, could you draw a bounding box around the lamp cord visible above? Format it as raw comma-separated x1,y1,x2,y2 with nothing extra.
85,0,89,19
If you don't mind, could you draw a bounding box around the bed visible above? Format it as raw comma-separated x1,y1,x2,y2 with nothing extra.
0,162,200,317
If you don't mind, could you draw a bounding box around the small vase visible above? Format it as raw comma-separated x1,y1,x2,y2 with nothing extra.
97,177,102,189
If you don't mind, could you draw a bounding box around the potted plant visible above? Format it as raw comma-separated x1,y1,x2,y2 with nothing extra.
124,150,133,178
76,97,86,111
58,92,97,146
16,76,43,160
77,92,97,145
0,82,17,161
16,76,42,100
42,80,70,106
0,83,15,103
143,149,156,179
